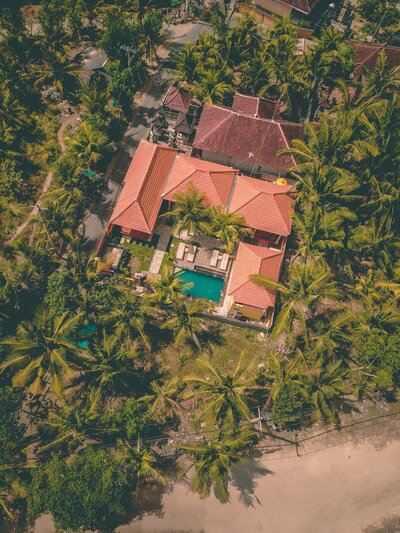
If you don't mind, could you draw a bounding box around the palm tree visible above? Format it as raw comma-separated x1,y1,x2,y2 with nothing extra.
162,186,210,237
66,122,108,168
191,64,235,105
102,286,151,350
66,246,105,309
0,306,86,398
349,299,400,334
73,332,138,396
181,429,254,503
262,352,303,412
184,354,257,429
161,299,211,349
239,50,270,97
208,207,251,254
365,51,400,96
171,42,200,84
296,358,348,423
252,259,341,338
33,49,81,98
146,266,191,306
80,79,110,118
39,391,111,452
139,377,181,422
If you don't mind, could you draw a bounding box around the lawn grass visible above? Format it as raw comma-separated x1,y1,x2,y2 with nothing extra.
124,242,154,272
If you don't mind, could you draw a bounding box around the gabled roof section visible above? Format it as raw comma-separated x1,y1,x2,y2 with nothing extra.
232,93,281,119
163,85,191,113
280,0,320,14
161,154,237,206
228,176,294,236
110,140,176,234
193,104,304,174
229,243,284,309
351,41,400,74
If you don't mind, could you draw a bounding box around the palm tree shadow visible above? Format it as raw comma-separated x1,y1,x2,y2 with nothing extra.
230,454,273,508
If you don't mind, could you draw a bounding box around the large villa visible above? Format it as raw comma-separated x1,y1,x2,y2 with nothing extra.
97,138,294,327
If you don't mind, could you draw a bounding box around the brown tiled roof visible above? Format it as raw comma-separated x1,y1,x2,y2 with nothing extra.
351,41,400,74
229,176,294,236
280,0,320,14
193,104,304,174
163,85,191,113
232,93,281,119
229,243,284,310
110,140,176,234
162,155,237,207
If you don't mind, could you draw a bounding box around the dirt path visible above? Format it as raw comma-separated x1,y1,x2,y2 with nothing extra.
8,110,80,243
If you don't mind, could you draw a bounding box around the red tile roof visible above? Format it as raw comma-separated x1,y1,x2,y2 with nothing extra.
280,0,320,14
229,243,284,309
163,85,191,113
229,176,294,236
193,104,304,174
161,154,237,206
110,140,176,234
232,93,281,119
351,41,400,74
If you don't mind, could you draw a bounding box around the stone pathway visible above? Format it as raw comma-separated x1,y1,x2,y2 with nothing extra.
148,225,172,275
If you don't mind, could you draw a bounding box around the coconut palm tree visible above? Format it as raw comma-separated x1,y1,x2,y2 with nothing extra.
181,429,254,503
208,207,252,254
0,442,31,519
80,79,110,118
66,246,105,309
239,50,270,97
161,299,211,349
262,352,303,412
73,332,138,397
162,186,210,236
252,259,341,338
39,391,112,452
146,267,190,307
365,51,400,96
185,354,257,429
102,287,151,350
0,306,86,398
66,122,108,168
33,49,81,98
296,358,349,423
170,42,200,84
190,62,235,105
139,377,181,422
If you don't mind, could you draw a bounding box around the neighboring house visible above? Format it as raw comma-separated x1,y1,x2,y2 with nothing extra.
98,140,294,326
252,0,321,18
227,243,284,323
80,48,111,83
192,94,304,177
150,85,200,148
351,41,400,82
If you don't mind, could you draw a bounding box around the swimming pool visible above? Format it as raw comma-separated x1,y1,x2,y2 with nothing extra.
178,269,224,302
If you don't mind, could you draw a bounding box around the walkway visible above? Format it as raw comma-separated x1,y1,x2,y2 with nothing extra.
148,224,172,275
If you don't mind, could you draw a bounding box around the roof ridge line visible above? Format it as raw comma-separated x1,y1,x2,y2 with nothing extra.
195,109,232,145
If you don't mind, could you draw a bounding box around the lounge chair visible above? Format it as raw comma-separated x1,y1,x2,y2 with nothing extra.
210,249,219,268
186,245,197,263
219,253,230,271
176,242,186,261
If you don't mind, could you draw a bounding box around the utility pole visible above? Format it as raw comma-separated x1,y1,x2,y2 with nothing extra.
371,4,390,42
120,45,137,71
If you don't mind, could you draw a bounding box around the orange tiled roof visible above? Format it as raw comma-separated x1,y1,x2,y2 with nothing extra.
228,176,294,236
163,85,191,113
110,140,176,234
229,243,284,310
232,93,281,119
351,41,400,74
161,154,237,206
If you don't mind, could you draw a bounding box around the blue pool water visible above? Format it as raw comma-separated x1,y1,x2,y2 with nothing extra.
178,269,224,302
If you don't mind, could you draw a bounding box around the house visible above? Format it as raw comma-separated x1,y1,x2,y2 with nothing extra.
150,85,200,148
252,0,321,18
192,96,304,177
227,243,284,323
351,41,400,82
98,140,294,327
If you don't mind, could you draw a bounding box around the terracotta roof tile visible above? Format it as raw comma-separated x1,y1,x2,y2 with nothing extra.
229,243,284,309
193,104,304,174
161,155,237,206
228,176,294,236
163,85,191,113
351,41,400,73
232,93,281,119
280,0,320,14
111,140,176,234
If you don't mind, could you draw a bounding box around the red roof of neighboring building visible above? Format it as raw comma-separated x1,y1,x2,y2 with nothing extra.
229,243,284,309
163,85,191,113
229,176,294,236
110,140,176,234
232,93,281,119
351,41,400,74
193,104,304,174
161,154,237,206
280,0,320,14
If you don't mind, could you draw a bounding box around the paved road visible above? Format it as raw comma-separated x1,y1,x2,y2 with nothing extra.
83,21,210,251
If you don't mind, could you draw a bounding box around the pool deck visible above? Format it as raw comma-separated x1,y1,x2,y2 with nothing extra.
174,236,232,277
